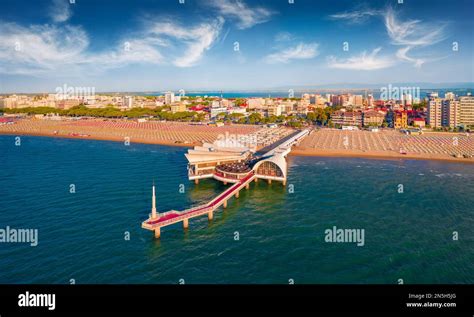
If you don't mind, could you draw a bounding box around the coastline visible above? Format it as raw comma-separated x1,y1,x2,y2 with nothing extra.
290,147,474,164
2,131,473,164
0,131,196,148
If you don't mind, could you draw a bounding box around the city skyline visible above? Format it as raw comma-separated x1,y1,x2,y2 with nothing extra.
1,0,473,93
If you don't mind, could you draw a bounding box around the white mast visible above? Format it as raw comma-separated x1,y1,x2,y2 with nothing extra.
151,182,157,219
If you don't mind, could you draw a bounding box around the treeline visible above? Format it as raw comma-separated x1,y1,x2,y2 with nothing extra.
216,107,336,128
3,105,206,122
2,105,337,127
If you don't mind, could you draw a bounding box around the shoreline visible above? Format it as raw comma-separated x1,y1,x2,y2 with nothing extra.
290,147,474,164
0,131,196,148
2,131,473,164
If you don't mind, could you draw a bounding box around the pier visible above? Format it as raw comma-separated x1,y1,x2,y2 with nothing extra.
142,128,310,238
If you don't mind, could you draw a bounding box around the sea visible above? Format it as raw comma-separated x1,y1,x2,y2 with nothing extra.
0,135,473,284
139,88,474,99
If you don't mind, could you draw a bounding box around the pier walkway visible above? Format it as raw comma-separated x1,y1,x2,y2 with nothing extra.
142,172,256,238
142,128,311,238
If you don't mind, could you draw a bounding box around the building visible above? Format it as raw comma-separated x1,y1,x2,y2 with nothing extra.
412,118,426,128
393,111,408,129
363,110,385,127
332,110,363,127
170,103,187,113
349,95,363,107
442,100,459,128
267,104,282,117
247,98,265,110
367,94,374,107
210,106,228,118
459,96,474,128
427,98,442,128
164,91,175,105
123,96,133,108
445,92,456,101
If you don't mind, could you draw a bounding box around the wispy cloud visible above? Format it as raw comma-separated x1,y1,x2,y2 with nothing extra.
274,31,294,42
0,23,88,75
384,7,448,67
395,47,424,68
329,8,380,24
147,17,224,67
384,7,447,46
209,0,275,29
49,0,72,23
0,22,163,75
327,47,394,70
0,14,223,75
265,43,319,64
330,6,449,68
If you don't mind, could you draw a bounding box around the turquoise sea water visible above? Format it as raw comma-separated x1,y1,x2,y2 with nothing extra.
139,88,474,99
0,135,473,284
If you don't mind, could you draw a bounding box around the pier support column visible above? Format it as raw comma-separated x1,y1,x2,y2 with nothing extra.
183,218,189,230
154,228,161,239
194,179,199,185
245,183,250,190
223,200,227,209
268,179,272,185
208,210,213,221
282,179,286,186
255,178,258,183
224,181,227,185
235,191,239,198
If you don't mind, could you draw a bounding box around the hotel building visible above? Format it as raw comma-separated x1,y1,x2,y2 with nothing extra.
428,95,474,129
363,110,386,127
332,110,363,127
427,98,443,128
459,96,474,127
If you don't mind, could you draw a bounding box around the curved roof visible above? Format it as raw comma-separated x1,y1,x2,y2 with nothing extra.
252,154,287,179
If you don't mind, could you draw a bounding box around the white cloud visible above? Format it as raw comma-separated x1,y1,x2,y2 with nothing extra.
209,0,274,29
147,17,224,67
329,9,380,24
0,22,163,76
396,47,424,68
274,31,294,42
384,8,447,47
265,43,319,64
0,23,88,74
327,47,394,70
384,8,448,67
49,0,72,23
330,7,449,68
0,15,224,75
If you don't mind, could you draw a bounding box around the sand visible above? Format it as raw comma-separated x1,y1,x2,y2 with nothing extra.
2,119,473,164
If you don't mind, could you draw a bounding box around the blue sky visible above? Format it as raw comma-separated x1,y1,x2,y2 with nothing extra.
0,0,473,93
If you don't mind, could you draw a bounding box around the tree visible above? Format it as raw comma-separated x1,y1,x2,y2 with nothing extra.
248,112,262,124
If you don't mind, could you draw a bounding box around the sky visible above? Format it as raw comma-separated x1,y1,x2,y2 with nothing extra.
0,0,473,93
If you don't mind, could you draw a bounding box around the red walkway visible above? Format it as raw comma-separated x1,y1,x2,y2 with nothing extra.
145,171,255,226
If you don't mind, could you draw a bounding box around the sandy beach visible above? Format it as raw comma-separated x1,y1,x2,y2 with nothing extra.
292,129,474,164
1,119,473,164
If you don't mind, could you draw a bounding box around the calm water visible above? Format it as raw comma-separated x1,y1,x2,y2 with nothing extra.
139,88,474,99
0,135,473,284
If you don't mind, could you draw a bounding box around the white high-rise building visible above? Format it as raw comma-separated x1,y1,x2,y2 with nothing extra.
164,91,175,105
123,96,133,108
445,92,456,101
